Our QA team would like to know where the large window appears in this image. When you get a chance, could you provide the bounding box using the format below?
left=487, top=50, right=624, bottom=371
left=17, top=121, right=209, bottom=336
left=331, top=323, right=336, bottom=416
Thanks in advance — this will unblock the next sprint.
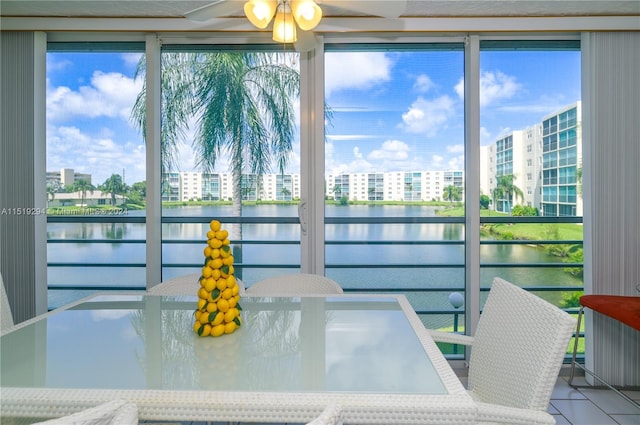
left=43, top=38, right=584, bottom=361
left=479, top=42, right=583, bottom=308
left=323, top=45, right=466, bottom=332
left=157, top=48, right=301, bottom=284
left=46, top=44, right=146, bottom=307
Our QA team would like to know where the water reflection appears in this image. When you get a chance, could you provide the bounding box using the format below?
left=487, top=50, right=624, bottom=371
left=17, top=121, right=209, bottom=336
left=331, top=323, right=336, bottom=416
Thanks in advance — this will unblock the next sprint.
left=48, top=205, right=582, bottom=305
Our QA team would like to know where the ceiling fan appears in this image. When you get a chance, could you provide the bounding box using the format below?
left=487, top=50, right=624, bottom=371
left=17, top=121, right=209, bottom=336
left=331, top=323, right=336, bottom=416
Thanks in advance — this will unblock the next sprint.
left=185, top=0, right=408, bottom=52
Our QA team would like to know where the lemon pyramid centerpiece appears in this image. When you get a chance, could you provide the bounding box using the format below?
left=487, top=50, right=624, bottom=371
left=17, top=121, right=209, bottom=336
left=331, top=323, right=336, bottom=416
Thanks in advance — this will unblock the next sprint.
left=193, top=219, right=242, bottom=337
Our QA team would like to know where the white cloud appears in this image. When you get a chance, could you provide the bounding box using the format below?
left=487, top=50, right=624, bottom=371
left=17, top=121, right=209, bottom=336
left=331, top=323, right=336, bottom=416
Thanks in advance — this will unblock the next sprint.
left=47, top=71, right=143, bottom=123
left=400, top=95, right=455, bottom=137
left=413, top=74, right=435, bottom=93
left=448, top=155, right=464, bottom=170
left=121, top=52, right=144, bottom=69
left=455, top=70, right=521, bottom=107
left=447, top=144, right=464, bottom=154
left=368, top=140, right=409, bottom=161
left=327, top=138, right=430, bottom=175
left=480, top=126, right=492, bottom=145
left=325, top=52, right=393, bottom=98
left=47, top=125, right=146, bottom=184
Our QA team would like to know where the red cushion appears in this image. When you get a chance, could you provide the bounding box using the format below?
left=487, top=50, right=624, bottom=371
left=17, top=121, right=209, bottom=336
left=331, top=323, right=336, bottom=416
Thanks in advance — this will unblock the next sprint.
left=580, top=295, right=640, bottom=331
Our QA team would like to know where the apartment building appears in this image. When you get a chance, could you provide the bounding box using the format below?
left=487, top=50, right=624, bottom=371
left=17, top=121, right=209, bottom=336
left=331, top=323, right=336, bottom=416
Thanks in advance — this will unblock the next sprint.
left=481, top=101, right=582, bottom=217
left=162, top=172, right=300, bottom=202
left=326, top=170, right=465, bottom=202
left=46, top=168, right=92, bottom=188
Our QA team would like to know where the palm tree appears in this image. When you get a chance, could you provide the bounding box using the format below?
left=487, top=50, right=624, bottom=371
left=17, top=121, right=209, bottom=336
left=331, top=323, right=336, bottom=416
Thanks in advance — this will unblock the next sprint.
left=332, top=184, right=342, bottom=200
left=281, top=187, right=291, bottom=200
left=131, top=52, right=299, bottom=276
left=443, top=185, right=462, bottom=203
left=72, top=179, right=95, bottom=207
left=101, top=173, right=126, bottom=206
left=46, top=185, right=56, bottom=206
left=493, top=174, right=524, bottom=214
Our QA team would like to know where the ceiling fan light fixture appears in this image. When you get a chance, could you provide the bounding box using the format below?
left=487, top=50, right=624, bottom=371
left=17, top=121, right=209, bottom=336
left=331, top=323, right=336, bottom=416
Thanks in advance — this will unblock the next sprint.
left=243, top=0, right=278, bottom=29
left=290, top=0, right=322, bottom=31
left=272, top=3, right=297, bottom=43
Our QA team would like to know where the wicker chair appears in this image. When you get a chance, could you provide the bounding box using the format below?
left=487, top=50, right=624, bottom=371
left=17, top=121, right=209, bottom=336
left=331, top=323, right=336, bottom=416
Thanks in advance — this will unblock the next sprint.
left=31, top=400, right=138, bottom=424
left=307, top=403, right=343, bottom=425
left=246, top=273, right=343, bottom=296
left=429, top=277, right=577, bottom=425
left=1, top=271, right=14, bottom=332
left=148, top=273, right=245, bottom=296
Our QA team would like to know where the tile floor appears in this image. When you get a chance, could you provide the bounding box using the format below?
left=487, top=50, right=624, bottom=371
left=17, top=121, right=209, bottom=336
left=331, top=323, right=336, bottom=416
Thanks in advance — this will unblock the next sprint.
left=548, top=375, right=640, bottom=425
left=457, top=371, right=640, bottom=425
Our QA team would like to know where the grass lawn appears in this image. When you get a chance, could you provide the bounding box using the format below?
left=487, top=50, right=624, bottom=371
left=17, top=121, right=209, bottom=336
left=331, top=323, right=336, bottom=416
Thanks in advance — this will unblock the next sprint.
left=436, top=207, right=584, bottom=241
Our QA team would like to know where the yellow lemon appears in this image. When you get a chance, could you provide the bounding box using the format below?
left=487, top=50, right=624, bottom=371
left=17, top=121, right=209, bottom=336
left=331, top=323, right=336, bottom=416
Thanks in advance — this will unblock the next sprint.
left=194, top=310, right=202, bottom=322
left=197, top=287, right=209, bottom=300
left=224, top=308, right=237, bottom=323
left=217, top=298, right=230, bottom=313
left=202, top=266, right=212, bottom=278
left=215, top=278, right=227, bottom=291
left=224, top=321, right=237, bottom=334
left=194, top=322, right=202, bottom=334
left=212, top=311, right=225, bottom=326
left=197, top=299, right=207, bottom=311
left=228, top=295, right=237, bottom=308
left=199, top=313, right=210, bottom=325
left=211, top=268, right=221, bottom=280
left=231, top=283, right=239, bottom=296
left=215, top=229, right=229, bottom=240
left=206, top=230, right=216, bottom=240
left=210, top=258, right=223, bottom=269
left=222, top=288, right=233, bottom=300
left=204, top=246, right=212, bottom=258
left=207, top=238, right=222, bottom=249
left=200, top=324, right=212, bottom=337
left=206, top=301, right=218, bottom=314
left=222, top=256, right=234, bottom=266
left=220, top=246, right=231, bottom=258
left=204, top=277, right=215, bottom=292
left=227, top=264, right=235, bottom=275
left=222, top=238, right=230, bottom=246
left=209, top=220, right=221, bottom=232
left=210, top=248, right=220, bottom=259
left=211, top=324, right=225, bottom=337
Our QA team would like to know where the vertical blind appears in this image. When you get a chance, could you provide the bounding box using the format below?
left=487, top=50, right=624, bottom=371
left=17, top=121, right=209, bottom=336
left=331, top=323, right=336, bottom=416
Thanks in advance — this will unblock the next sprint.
left=582, top=31, right=640, bottom=386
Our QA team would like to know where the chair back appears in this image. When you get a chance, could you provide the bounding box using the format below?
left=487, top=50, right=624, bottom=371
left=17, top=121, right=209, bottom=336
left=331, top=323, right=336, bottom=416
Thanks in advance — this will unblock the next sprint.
left=247, top=273, right=343, bottom=296
left=306, top=403, right=343, bottom=425
left=468, top=277, right=576, bottom=412
left=1, top=271, right=14, bottom=331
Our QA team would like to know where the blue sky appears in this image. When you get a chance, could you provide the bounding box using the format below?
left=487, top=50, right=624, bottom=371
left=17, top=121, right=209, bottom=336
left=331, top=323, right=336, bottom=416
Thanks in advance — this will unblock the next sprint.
left=46, top=48, right=580, bottom=185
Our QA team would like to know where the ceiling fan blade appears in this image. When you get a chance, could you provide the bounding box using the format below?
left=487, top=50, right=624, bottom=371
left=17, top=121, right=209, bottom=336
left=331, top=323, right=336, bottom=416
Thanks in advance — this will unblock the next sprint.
left=294, top=30, right=319, bottom=52
left=185, top=0, right=244, bottom=22
left=320, top=0, right=407, bottom=19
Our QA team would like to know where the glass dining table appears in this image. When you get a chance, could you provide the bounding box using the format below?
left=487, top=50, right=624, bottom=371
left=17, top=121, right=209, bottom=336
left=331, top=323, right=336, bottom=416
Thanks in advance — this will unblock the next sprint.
left=0, top=293, right=475, bottom=424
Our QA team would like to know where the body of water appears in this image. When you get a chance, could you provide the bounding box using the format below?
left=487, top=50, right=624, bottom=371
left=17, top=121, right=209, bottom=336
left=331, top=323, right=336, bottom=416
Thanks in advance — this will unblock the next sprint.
left=47, top=204, right=583, bottom=323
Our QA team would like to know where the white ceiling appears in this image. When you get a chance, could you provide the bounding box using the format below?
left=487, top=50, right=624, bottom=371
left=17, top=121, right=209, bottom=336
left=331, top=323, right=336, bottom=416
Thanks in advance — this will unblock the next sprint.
left=1, top=0, right=639, bottom=18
